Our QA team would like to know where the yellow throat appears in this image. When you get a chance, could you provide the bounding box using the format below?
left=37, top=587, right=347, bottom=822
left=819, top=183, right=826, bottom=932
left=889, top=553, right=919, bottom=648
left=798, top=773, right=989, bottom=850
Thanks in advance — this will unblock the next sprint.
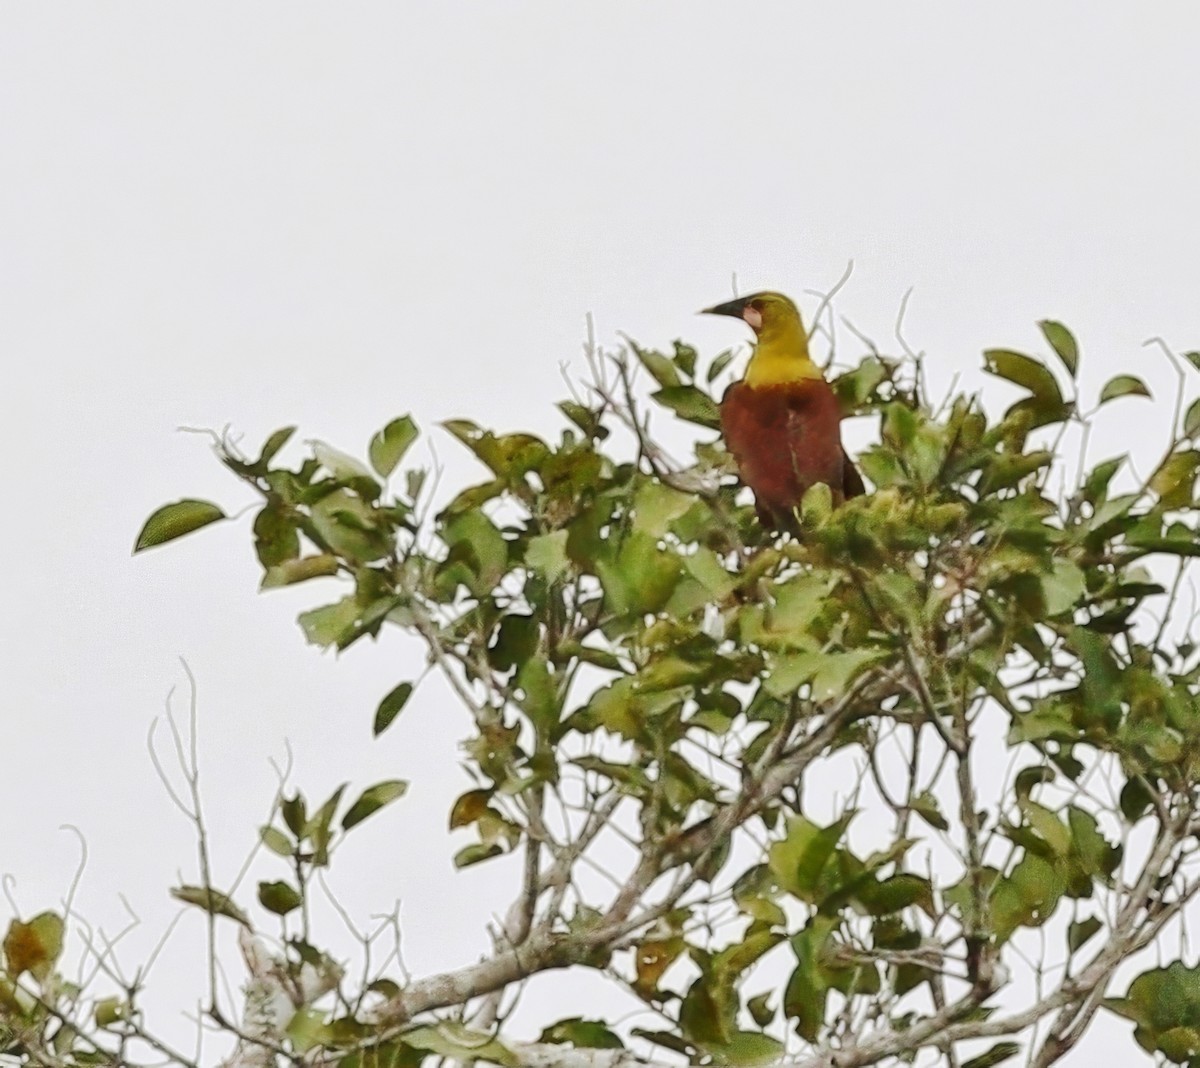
left=744, top=309, right=824, bottom=388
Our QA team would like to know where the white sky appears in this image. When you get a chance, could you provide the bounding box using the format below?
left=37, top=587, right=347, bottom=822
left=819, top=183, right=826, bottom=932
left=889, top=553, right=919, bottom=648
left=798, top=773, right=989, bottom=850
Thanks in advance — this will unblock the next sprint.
left=3, top=3, right=1200, bottom=1064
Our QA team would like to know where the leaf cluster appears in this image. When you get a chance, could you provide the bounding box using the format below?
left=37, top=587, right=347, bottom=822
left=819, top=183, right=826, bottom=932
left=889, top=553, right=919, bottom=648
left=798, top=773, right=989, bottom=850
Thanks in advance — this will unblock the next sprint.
left=116, top=323, right=1200, bottom=1066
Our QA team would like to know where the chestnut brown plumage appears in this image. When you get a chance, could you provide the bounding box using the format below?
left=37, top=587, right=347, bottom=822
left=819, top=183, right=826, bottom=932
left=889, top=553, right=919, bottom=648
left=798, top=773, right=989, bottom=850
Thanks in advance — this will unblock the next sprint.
left=703, top=291, right=863, bottom=531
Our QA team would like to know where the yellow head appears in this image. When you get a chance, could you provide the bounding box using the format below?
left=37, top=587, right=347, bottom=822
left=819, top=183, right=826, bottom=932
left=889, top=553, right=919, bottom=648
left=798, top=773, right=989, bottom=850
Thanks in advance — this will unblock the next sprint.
left=701, top=291, right=821, bottom=386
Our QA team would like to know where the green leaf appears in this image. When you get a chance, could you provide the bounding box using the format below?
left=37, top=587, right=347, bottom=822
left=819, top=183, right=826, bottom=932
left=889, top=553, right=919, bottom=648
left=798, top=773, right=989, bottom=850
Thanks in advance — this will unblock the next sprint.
left=525, top=530, right=570, bottom=584
left=859, top=874, right=933, bottom=916
left=977, top=450, right=1053, bottom=495
left=1017, top=799, right=1072, bottom=856
left=1038, top=320, right=1079, bottom=377
left=1081, top=455, right=1124, bottom=502
left=281, top=792, right=306, bottom=835
left=1068, top=915, right=1103, bottom=953
left=800, top=481, right=833, bottom=527
left=769, top=815, right=853, bottom=902
left=260, top=825, right=294, bottom=857
left=559, top=400, right=609, bottom=441
left=709, top=1032, right=786, bottom=1066
left=1150, top=450, right=1200, bottom=509
left=261, top=554, right=340, bottom=589
left=488, top=613, right=538, bottom=672
left=832, top=356, right=889, bottom=411
left=983, top=348, right=1065, bottom=424
left=94, top=996, right=127, bottom=1026
left=406, top=467, right=428, bottom=501
left=299, top=596, right=362, bottom=649
left=442, top=509, right=509, bottom=593
left=134, top=499, right=226, bottom=552
left=304, top=784, right=348, bottom=867
left=680, top=971, right=734, bottom=1046
left=1120, top=778, right=1154, bottom=822
left=651, top=385, right=721, bottom=429
left=517, top=656, right=558, bottom=736
left=990, top=854, right=1064, bottom=942
left=911, top=791, right=949, bottom=831
left=1158, top=1027, right=1200, bottom=1064
left=1040, top=558, right=1086, bottom=616
left=402, top=1023, right=515, bottom=1065
left=1099, top=374, right=1152, bottom=403
left=1014, top=766, right=1054, bottom=800
left=342, top=780, right=409, bottom=830
left=374, top=682, right=413, bottom=737
left=633, top=344, right=682, bottom=388
left=595, top=531, right=681, bottom=616
left=766, top=648, right=885, bottom=701
left=286, top=1008, right=331, bottom=1054
left=747, top=992, right=774, bottom=1027
left=1185, top=398, right=1200, bottom=439
left=706, top=349, right=734, bottom=383
left=633, top=480, right=693, bottom=536
left=1066, top=806, right=1120, bottom=886
left=369, top=415, right=419, bottom=479
left=453, top=842, right=504, bottom=869
left=311, top=489, right=390, bottom=563
left=257, top=880, right=302, bottom=916
left=962, top=1042, right=1021, bottom=1068
left=258, top=425, right=296, bottom=467
left=538, top=1018, right=624, bottom=1050
left=252, top=502, right=300, bottom=568
left=1106, top=961, right=1200, bottom=1063
left=169, top=886, right=250, bottom=928
left=672, top=340, right=698, bottom=378
left=783, top=917, right=838, bottom=1040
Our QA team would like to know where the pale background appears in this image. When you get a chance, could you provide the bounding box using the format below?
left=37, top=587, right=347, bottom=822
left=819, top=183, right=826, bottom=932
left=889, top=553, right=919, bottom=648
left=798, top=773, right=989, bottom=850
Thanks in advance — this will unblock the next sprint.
left=3, top=3, right=1199, bottom=1064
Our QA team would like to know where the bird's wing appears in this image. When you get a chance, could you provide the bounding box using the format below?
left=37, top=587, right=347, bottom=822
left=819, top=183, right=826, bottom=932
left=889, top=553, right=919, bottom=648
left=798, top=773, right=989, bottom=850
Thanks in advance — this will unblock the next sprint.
left=779, top=384, right=846, bottom=497
left=841, top=446, right=866, bottom=499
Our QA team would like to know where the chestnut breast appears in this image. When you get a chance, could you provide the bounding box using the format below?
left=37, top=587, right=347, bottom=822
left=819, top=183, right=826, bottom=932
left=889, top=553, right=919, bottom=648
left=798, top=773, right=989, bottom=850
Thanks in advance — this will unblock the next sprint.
left=720, top=378, right=850, bottom=524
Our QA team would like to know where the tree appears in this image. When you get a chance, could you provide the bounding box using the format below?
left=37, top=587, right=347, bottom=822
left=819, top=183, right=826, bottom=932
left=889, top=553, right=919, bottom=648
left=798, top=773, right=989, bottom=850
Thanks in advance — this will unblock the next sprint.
left=7, top=311, right=1200, bottom=1068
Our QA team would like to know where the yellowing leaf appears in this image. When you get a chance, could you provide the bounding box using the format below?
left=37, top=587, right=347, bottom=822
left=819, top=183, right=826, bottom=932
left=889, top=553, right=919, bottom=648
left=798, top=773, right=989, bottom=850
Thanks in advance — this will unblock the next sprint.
left=450, top=789, right=493, bottom=829
left=3, top=912, right=64, bottom=981
left=170, top=886, right=250, bottom=928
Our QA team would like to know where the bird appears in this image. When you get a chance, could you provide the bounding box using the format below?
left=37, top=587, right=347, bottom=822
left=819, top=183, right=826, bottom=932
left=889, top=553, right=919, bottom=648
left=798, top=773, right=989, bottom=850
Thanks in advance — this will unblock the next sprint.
left=702, top=291, right=864, bottom=531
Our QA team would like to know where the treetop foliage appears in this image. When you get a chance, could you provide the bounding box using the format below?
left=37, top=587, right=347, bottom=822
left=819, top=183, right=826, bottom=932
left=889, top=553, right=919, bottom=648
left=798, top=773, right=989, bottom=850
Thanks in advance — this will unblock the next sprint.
left=8, top=310, right=1200, bottom=1067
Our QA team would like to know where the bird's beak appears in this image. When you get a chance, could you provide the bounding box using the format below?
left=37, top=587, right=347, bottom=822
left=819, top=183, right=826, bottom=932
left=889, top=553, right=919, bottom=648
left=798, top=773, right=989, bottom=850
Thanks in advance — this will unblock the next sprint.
left=700, top=297, right=751, bottom=318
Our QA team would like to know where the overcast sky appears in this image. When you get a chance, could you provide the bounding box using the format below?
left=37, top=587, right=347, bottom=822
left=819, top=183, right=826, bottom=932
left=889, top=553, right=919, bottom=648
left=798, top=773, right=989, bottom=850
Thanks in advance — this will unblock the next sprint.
left=3, top=3, right=1199, bottom=1064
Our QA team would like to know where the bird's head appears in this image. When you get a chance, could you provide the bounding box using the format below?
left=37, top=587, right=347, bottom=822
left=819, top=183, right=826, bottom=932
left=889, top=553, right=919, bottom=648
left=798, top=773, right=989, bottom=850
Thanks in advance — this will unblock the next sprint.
left=701, top=291, right=802, bottom=337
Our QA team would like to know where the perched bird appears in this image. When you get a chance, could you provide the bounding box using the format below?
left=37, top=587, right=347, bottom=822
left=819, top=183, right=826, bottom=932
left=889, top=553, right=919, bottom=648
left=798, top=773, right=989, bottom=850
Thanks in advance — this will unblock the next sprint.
left=703, top=291, right=864, bottom=531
